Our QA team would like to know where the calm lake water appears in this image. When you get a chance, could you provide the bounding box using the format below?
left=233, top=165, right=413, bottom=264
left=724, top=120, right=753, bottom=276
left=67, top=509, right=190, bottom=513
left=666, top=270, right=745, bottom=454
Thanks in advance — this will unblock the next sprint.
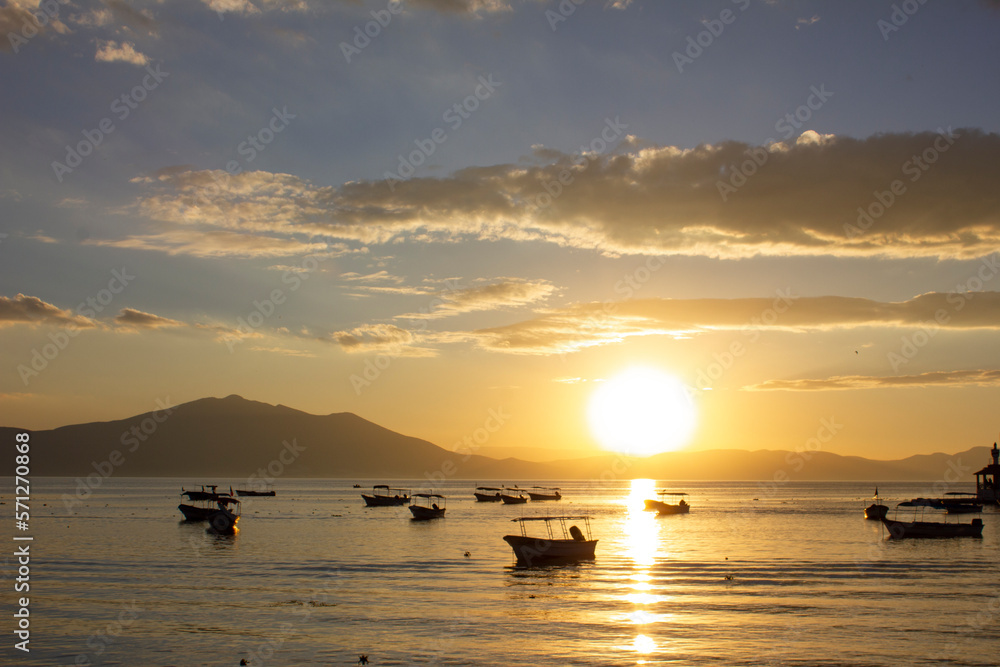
left=4, top=478, right=999, bottom=666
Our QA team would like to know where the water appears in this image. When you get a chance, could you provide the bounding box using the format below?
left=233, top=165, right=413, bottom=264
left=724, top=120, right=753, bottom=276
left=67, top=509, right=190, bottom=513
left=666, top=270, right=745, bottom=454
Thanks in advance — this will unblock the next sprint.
left=5, top=478, right=999, bottom=666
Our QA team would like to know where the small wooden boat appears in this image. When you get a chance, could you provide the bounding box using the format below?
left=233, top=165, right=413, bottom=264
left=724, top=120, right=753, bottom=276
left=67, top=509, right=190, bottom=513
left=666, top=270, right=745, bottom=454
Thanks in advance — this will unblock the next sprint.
left=235, top=488, right=275, bottom=497
left=881, top=501, right=983, bottom=538
left=362, top=485, right=410, bottom=507
left=865, top=504, right=888, bottom=520
left=644, top=491, right=689, bottom=515
left=205, top=497, right=241, bottom=534
left=409, top=493, right=446, bottom=520
left=503, top=516, right=597, bottom=566
left=474, top=486, right=503, bottom=502
left=527, top=486, right=562, bottom=501
left=909, top=493, right=983, bottom=514
left=500, top=488, right=528, bottom=504
left=179, top=486, right=236, bottom=521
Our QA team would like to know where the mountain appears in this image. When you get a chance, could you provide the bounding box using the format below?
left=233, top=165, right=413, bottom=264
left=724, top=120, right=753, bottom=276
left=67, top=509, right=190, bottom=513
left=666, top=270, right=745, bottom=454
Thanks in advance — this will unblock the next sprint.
left=0, top=395, right=993, bottom=483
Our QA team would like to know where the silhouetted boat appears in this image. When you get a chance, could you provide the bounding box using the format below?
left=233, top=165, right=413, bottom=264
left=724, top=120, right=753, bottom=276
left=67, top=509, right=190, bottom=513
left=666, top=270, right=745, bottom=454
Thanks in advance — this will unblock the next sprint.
left=474, top=486, right=503, bottom=502
left=500, top=488, right=528, bottom=504
left=205, top=497, right=241, bottom=534
left=527, top=486, right=562, bottom=501
left=644, top=491, right=689, bottom=514
left=179, top=486, right=236, bottom=521
left=909, top=494, right=982, bottom=514
left=865, top=487, right=888, bottom=520
left=409, top=493, right=446, bottom=520
left=881, top=501, right=983, bottom=538
left=362, top=485, right=410, bottom=507
left=865, top=504, right=889, bottom=520
left=235, top=488, right=275, bottom=497
left=503, top=516, right=597, bottom=565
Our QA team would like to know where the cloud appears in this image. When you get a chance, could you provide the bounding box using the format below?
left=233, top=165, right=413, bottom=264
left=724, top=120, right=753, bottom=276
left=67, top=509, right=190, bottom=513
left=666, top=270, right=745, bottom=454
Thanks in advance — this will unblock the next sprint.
left=744, top=369, right=1000, bottom=391
left=0, top=294, right=96, bottom=329
left=0, top=1, right=70, bottom=51
left=95, top=40, right=150, bottom=66
left=130, top=129, right=1000, bottom=261
left=114, top=308, right=184, bottom=331
left=470, top=289, right=1000, bottom=355
left=397, top=278, right=557, bottom=319
left=85, top=228, right=329, bottom=258
left=327, top=323, right=437, bottom=357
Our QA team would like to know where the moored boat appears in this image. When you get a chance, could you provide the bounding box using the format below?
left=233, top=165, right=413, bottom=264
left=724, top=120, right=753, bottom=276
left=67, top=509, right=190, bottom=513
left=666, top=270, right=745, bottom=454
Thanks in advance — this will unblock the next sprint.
left=880, top=501, right=983, bottom=538
left=500, top=488, right=528, bottom=504
left=409, top=493, right=446, bottom=520
left=205, top=497, right=241, bottom=534
left=474, top=486, right=503, bottom=502
left=865, top=504, right=889, bottom=520
left=503, top=516, right=597, bottom=566
left=362, top=485, right=410, bottom=507
left=236, top=488, right=276, bottom=497
left=644, top=491, right=689, bottom=515
left=527, top=486, right=562, bottom=501
left=179, top=486, right=236, bottom=521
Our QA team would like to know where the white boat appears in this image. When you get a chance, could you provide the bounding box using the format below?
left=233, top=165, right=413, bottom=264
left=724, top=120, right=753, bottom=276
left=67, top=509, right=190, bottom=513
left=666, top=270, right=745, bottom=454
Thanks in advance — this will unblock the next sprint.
left=503, top=516, right=597, bottom=565
left=409, top=493, right=446, bottom=520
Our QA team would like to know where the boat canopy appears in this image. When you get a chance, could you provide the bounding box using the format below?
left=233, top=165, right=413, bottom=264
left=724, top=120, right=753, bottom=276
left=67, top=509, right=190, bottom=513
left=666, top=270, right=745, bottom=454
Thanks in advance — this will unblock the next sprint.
left=476, top=486, right=502, bottom=491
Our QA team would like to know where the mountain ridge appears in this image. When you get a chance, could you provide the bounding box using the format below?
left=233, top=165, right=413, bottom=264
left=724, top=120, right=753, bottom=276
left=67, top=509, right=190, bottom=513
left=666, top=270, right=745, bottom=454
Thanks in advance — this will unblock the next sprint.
left=0, top=395, right=993, bottom=483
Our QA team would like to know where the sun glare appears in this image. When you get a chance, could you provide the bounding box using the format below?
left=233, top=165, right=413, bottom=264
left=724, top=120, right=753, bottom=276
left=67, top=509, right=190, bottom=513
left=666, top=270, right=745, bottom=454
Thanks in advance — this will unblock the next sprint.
left=588, top=367, right=696, bottom=456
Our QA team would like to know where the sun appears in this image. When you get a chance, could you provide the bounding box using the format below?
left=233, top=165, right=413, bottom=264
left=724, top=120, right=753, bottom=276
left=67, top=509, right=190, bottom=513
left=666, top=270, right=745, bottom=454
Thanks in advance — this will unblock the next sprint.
left=587, top=367, right=697, bottom=456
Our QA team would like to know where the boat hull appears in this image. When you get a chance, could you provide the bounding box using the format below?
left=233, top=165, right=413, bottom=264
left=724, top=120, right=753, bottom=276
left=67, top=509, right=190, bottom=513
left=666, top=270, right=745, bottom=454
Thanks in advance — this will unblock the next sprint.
left=474, top=492, right=502, bottom=502
left=178, top=504, right=214, bottom=521
left=503, top=535, right=597, bottom=565
left=527, top=493, right=561, bottom=501
left=236, top=490, right=275, bottom=497
left=409, top=505, right=445, bottom=520
left=500, top=494, right=527, bottom=504
left=881, top=517, right=983, bottom=538
left=362, top=494, right=409, bottom=507
left=206, top=510, right=239, bottom=534
left=645, top=499, right=689, bottom=514
left=865, top=504, right=888, bottom=520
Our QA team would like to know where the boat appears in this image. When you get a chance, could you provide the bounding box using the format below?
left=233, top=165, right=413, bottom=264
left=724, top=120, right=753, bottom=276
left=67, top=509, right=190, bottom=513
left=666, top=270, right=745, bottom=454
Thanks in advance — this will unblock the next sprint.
left=975, top=442, right=1000, bottom=505
left=179, top=486, right=236, bottom=521
left=503, top=516, right=598, bottom=566
left=880, top=501, right=983, bottom=538
left=353, top=484, right=362, bottom=488
left=865, top=504, right=889, bottom=520
left=644, top=491, right=690, bottom=515
left=527, top=486, right=562, bottom=501
left=205, top=497, right=241, bottom=534
left=474, top=486, right=503, bottom=502
left=409, top=493, right=446, bottom=520
left=235, top=488, right=275, bottom=497
left=865, top=487, right=888, bottom=520
left=909, top=494, right=983, bottom=514
left=361, top=485, right=410, bottom=507
left=500, top=488, right=528, bottom=504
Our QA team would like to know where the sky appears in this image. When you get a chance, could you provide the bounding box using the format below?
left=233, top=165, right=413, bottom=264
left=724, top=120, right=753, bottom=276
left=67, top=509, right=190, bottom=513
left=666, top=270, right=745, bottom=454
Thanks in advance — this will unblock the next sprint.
left=2, top=0, right=1000, bottom=462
